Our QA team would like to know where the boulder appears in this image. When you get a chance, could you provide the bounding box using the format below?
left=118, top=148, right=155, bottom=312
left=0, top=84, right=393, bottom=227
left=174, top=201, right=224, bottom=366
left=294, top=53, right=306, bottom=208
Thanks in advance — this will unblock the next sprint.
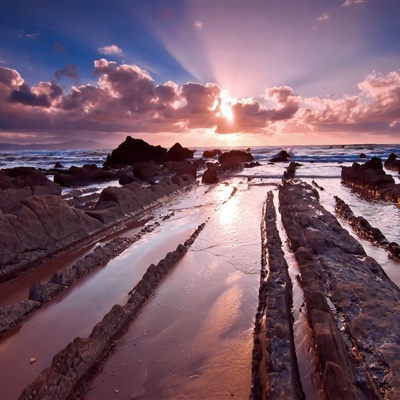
left=103, top=136, right=168, bottom=167
left=218, top=150, right=254, bottom=165
left=384, top=153, right=400, bottom=172
left=29, top=282, right=64, bottom=303
left=166, top=143, right=194, bottom=161
left=270, top=150, right=290, bottom=162
left=359, top=153, right=367, bottom=159
left=165, top=161, right=197, bottom=179
left=201, top=162, right=243, bottom=184
left=202, top=149, right=222, bottom=158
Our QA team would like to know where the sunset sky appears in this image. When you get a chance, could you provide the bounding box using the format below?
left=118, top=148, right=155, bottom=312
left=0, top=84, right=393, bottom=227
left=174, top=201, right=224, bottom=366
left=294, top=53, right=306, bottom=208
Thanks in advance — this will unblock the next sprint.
left=0, top=0, right=400, bottom=148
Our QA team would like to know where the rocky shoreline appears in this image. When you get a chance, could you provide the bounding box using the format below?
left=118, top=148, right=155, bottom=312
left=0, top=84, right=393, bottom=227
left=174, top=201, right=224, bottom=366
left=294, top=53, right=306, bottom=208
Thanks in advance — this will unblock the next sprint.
left=2, top=141, right=400, bottom=399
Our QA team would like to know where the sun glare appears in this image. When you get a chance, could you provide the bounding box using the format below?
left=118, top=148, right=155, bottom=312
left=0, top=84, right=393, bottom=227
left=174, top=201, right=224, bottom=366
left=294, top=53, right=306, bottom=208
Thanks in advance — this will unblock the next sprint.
left=217, top=90, right=236, bottom=122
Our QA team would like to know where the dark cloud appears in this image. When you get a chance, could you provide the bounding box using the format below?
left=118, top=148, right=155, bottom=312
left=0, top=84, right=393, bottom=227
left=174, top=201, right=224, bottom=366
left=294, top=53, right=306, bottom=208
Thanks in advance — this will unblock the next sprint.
left=54, top=64, right=79, bottom=84
left=9, top=83, right=51, bottom=107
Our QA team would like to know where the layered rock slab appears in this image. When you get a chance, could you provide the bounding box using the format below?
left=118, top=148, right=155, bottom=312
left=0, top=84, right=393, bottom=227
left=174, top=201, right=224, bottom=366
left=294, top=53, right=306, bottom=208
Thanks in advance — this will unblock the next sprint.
left=279, top=181, right=400, bottom=399
left=251, top=191, right=304, bottom=399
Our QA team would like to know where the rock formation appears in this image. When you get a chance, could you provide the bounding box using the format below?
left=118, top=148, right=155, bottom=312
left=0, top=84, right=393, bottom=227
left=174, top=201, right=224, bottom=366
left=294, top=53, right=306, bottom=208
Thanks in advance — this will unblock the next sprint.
left=384, top=153, right=400, bottom=172
left=341, top=157, right=400, bottom=202
left=166, top=142, right=194, bottom=161
left=218, top=150, right=254, bottom=165
left=202, top=149, right=222, bottom=158
left=279, top=180, right=400, bottom=399
left=270, top=150, right=290, bottom=162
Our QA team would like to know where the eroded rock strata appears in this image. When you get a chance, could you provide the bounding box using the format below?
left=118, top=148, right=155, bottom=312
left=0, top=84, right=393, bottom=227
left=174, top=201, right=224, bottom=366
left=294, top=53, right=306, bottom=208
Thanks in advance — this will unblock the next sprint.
left=0, top=174, right=196, bottom=282
left=251, top=191, right=304, bottom=399
left=18, top=223, right=206, bottom=400
left=279, top=181, right=400, bottom=399
left=334, top=196, right=400, bottom=262
left=341, top=158, right=400, bottom=202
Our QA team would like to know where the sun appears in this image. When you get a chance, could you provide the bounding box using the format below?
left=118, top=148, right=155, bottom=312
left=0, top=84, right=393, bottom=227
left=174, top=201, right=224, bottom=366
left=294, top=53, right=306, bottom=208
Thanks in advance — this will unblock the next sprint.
left=215, top=90, right=236, bottom=122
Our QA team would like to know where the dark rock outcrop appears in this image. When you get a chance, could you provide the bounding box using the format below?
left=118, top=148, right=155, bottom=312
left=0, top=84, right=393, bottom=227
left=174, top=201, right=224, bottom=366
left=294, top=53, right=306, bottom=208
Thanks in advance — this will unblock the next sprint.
left=86, top=175, right=195, bottom=225
left=53, top=164, right=128, bottom=187
left=202, top=149, right=222, bottom=158
left=359, top=153, right=366, bottom=159
left=283, top=161, right=298, bottom=179
left=103, top=136, right=168, bottom=167
left=0, top=167, right=61, bottom=212
left=218, top=150, right=254, bottom=165
left=166, top=142, right=194, bottom=161
left=384, top=153, right=400, bottom=172
left=341, top=157, right=400, bottom=202
left=201, top=162, right=243, bottom=184
left=164, top=161, right=197, bottom=179
left=270, top=150, right=290, bottom=162
left=244, top=161, right=261, bottom=168
left=133, top=161, right=157, bottom=182
left=251, top=191, right=304, bottom=399
left=279, top=181, right=400, bottom=399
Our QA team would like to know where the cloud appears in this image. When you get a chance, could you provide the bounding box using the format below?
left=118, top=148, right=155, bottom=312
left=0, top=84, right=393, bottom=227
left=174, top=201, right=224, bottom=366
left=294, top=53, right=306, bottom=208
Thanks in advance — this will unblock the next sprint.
left=98, top=45, right=123, bottom=55
left=1, top=62, right=400, bottom=146
left=194, top=20, right=203, bottom=30
left=54, top=64, right=79, bottom=84
left=17, top=29, right=40, bottom=40
left=342, top=0, right=364, bottom=7
left=317, top=12, right=330, bottom=23
left=53, top=42, right=66, bottom=54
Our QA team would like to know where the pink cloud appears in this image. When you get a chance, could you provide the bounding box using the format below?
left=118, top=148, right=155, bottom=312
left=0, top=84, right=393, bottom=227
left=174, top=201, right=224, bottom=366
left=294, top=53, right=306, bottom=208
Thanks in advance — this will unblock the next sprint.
left=0, top=62, right=400, bottom=145
left=342, top=0, right=364, bottom=7
left=97, top=45, right=123, bottom=55
left=54, top=64, right=79, bottom=84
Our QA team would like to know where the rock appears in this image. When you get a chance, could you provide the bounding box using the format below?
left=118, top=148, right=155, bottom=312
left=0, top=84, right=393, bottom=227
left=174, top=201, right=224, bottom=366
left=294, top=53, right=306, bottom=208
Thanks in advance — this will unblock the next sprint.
left=0, top=300, right=41, bottom=335
left=270, top=150, right=290, bottom=162
left=103, top=136, right=168, bottom=167
left=201, top=163, right=243, bottom=184
left=133, top=161, right=157, bottom=182
left=359, top=153, right=367, bottom=159
left=341, top=158, right=400, bottom=202
left=0, top=168, right=61, bottom=211
left=29, top=282, right=64, bottom=303
left=54, top=162, right=64, bottom=168
left=202, top=149, right=222, bottom=158
left=384, top=153, right=400, bottom=172
left=283, top=162, right=298, bottom=179
left=244, top=161, right=261, bottom=168
left=165, top=161, right=197, bottom=179
left=166, top=143, right=194, bottom=161
left=0, top=195, right=103, bottom=281
left=218, top=150, right=254, bottom=165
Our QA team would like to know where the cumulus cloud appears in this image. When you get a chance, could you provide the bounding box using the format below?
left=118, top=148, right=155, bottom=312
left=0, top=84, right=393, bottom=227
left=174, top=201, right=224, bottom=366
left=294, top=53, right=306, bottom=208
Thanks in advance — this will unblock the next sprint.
left=98, top=45, right=123, bottom=55
left=1, top=62, right=400, bottom=145
left=54, top=64, right=79, bottom=84
left=342, top=0, right=364, bottom=7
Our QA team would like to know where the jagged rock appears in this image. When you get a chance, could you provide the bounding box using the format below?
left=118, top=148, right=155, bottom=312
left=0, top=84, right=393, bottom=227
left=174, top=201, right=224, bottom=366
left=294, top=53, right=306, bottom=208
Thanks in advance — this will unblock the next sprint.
left=166, top=143, right=194, bottom=161
left=270, top=150, right=290, bottom=162
left=202, top=149, right=222, bottom=158
left=0, top=167, right=61, bottom=212
left=384, top=153, right=400, bottom=172
left=341, top=158, right=400, bottom=202
left=103, top=136, right=168, bottom=167
left=218, top=150, right=254, bottom=165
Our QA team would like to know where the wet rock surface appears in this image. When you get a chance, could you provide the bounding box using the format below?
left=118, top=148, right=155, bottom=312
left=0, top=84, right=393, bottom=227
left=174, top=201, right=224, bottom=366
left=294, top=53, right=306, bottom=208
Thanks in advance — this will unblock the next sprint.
left=384, top=153, right=400, bottom=172
left=18, top=223, right=206, bottom=400
left=251, top=191, right=304, bottom=400
left=341, top=158, right=400, bottom=202
left=279, top=180, right=400, bottom=399
left=335, top=196, right=400, bottom=262
left=201, top=162, right=244, bottom=184
left=218, top=150, right=254, bottom=165
left=0, top=174, right=196, bottom=282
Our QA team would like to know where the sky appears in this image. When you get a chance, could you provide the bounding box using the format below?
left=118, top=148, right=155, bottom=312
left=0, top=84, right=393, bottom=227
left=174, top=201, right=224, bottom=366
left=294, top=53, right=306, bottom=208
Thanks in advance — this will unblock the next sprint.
left=0, top=0, right=400, bottom=148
